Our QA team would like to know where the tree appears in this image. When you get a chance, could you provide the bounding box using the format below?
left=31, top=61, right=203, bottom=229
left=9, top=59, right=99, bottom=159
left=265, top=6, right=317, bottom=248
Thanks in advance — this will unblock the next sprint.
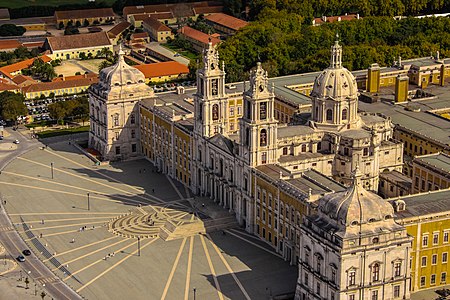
left=75, top=20, right=81, bottom=27
left=83, top=19, right=90, bottom=27
left=0, top=24, right=26, bottom=36
left=58, top=21, right=64, bottom=30
left=0, top=91, right=27, bottom=122
left=48, top=102, right=68, bottom=125
left=79, top=52, right=87, bottom=60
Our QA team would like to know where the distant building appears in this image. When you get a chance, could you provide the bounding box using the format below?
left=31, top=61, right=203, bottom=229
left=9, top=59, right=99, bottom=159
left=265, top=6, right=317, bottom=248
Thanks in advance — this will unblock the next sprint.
left=379, top=169, right=411, bottom=198
left=312, top=13, right=360, bottom=26
left=129, top=12, right=175, bottom=28
left=107, top=21, right=131, bottom=45
left=55, top=8, right=115, bottom=27
left=11, top=75, right=36, bottom=87
left=0, top=81, right=19, bottom=93
left=123, top=1, right=223, bottom=23
left=0, top=40, right=22, bottom=52
left=44, top=32, right=113, bottom=60
left=412, top=152, right=450, bottom=194
left=22, top=74, right=98, bottom=99
left=0, top=55, right=52, bottom=79
left=0, top=8, right=10, bottom=21
left=133, top=61, right=189, bottom=83
left=178, top=26, right=220, bottom=52
left=142, top=17, right=173, bottom=43
left=129, top=32, right=150, bottom=46
left=204, top=13, right=248, bottom=36
left=0, top=17, right=51, bottom=31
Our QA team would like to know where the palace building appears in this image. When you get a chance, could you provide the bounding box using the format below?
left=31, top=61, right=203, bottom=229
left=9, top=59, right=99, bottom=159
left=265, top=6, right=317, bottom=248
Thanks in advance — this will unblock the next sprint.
left=89, top=39, right=450, bottom=298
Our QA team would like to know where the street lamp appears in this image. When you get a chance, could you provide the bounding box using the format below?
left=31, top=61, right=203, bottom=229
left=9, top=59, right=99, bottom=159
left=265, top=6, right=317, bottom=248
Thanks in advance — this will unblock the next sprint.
left=87, top=192, right=90, bottom=211
left=193, top=287, right=196, bottom=300
left=50, top=162, right=54, bottom=179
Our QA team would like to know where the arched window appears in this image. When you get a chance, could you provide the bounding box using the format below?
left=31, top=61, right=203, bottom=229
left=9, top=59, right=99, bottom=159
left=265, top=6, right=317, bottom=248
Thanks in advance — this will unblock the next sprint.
left=326, top=109, right=333, bottom=121
left=212, top=104, right=219, bottom=120
left=372, top=263, right=380, bottom=281
left=342, top=108, right=348, bottom=120
left=260, top=129, right=267, bottom=146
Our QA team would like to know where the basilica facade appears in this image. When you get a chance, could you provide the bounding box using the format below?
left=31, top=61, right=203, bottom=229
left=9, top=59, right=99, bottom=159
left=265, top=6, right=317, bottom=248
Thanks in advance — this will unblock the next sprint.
left=89, top=40, right=412, bottom=299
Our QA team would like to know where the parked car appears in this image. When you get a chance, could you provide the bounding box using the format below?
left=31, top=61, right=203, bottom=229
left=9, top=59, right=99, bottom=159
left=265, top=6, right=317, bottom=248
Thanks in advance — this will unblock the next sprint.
left=13, top=140, right=20, bottom=144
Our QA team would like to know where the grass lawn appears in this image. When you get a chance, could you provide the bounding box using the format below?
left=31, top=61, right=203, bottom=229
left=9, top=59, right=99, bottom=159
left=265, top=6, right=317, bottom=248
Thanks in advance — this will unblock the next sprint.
left=0, top=0, right=116, bottom=9
left=163, top=43, right=198, bottom=60
left=36, top=125, right=89, bottom=138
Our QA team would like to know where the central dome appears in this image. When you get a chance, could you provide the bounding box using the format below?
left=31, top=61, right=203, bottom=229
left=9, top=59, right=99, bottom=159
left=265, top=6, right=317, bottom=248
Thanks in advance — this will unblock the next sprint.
left=311, top=39, right=358, bottom=100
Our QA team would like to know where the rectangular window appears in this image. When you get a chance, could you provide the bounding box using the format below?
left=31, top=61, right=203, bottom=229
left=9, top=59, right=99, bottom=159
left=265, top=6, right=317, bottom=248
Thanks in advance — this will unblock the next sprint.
left=394, top=262, right=401, bottom=277
left=349, top=271, right=356, bottom=286
left=423, top=235, right=428, bottom=247
left=304, top=272, right=309, bottom=286
left=316, top=282, right=320, bottom=295
left=349, top=295, right=355, bottom=300
left=433, top=233, right=439, bottom=245
left=443, top=252, right=448, bottom=263
left=421, top=256, right=427, bottom=267
left=371, top=290, right=378, bottom=300
left=441, top=272, right=447, bottom=283
left=420, top=276, right=426, bottom=286
left=432, top=254, right=437, bottom=265
left=260, top=102, right=267, bottom=120
left=393, top=285, right=400, bottom=298
left=431, top=274, right=436, bottom=285
left=115, top=146, right=120, bottom=155
left=229, top=107, right=234, bottom=116
left=444, top=231, right=449, bottom=243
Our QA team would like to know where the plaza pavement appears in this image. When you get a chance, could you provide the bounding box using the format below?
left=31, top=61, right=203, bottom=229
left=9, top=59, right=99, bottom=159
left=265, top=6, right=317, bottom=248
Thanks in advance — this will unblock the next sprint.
left=0, top=139, right=297, bottom=300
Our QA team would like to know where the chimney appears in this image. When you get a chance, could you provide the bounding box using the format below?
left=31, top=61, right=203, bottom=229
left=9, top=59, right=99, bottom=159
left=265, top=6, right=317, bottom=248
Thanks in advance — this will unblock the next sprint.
left=398, top=56, right=402, bottom=67
left=440, top=64, right=445, bottom=86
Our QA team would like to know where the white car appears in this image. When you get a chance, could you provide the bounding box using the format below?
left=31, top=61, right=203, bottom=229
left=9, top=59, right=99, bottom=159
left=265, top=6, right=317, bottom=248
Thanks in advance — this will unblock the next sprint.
left=13, top=140, right=20, bottom=144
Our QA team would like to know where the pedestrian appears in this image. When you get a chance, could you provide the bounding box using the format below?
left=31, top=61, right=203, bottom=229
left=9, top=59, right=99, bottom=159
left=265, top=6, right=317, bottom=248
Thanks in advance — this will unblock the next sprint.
left=71, top=238, right=75, bottom=243
left=41, top=219, right=44, bottom=224
left=202, top=203, right=205, bottom=208
left=112, top=252, right=115, bottom=256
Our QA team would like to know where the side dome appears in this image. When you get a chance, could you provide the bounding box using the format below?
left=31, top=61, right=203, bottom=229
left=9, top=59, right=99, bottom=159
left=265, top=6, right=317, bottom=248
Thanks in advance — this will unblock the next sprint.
left=100, top=47, right=146, bottom=88
left=317, top=168, right=394, bottom=227
left=311, top=39, right=358, bottom=100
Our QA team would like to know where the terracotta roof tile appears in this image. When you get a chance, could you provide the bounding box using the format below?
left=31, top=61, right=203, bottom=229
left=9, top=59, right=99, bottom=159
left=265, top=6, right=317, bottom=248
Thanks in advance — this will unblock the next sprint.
left=178, top=26, right=220, bottom=46
left=143, top=17, right=171, bottom=32
left=133, top=61, right=188, bottom=78
left=22, top=77, right=98, bottom=94
left=193, top=6, right=223, bottom=15
left=205, top=13, right=248, bottom=31
left=107, top=21, right=131, bottom=38
left=133, top=12, right=174, bottom=21
left=52, top=72, right=97, bottom=82
left=55, top=8, right=114, bottom=21
left=0, top=55, right=52, bottom=79
left=0, top=39, right=22, bottom=51
left=130, top=32, right=149, bottom=39
left=123, top=1, right=222, bottom=17
left=0, top=82, right=18, bottom=92
left=12, top=74, right=35, bottom=85
left=46, top=32, right=111, bottom=51
left=314, top=14, right=359, bottom=24
left=21, top=41, right=44, bottom=49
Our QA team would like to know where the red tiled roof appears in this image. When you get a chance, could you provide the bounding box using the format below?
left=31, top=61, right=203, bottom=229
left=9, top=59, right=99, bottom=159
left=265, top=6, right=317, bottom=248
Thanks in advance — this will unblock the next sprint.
left=55, top=8, right=115, bottom=21
left=12, top=74, right=35, bottom=85
left=123, top=1, right=222, bottom=17
left=21, top=41, right=44, bottom=49
left=52, top=72, right=97, bottom=82
left=107, top=21, right=131, bottom=38
left=133, top=61, right=188, bottom=78
left=132, top=12, right=174, bottom=21
left=22, top=77, right=98, bottom=94
left=193, top=6, right=223, bottom=15
left=0, top=82, right=18, bottom=92
left=178, top=26, right=220, bottom=46
left=46, top=32, right=111, bottom=51
left=0, top=39, right=21, bottom=51
left=0, top=55, right=52, bottom=79
left=130, top=32, right=149, bottom=39
left=143, top=17, right=171, bottom=32
left=314, top=14, right=359, bottom=24
left=205, top=13, right=248, bottom=31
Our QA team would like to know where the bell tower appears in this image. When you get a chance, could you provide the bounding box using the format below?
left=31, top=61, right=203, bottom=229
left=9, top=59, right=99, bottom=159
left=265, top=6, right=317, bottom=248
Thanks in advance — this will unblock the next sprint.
left=194, top=41, right=228, bottom=138
left=239, top=62, right=278, bottom=167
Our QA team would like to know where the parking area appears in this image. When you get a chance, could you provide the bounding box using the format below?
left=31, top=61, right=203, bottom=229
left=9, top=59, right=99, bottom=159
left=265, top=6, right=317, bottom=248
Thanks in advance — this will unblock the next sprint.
left=0, top=141, right=297, bottom=300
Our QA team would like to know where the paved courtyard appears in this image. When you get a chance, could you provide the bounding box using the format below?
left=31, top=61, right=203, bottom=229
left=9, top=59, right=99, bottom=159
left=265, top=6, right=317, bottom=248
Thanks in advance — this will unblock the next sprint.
left=0, top=141, right=297, bottom=300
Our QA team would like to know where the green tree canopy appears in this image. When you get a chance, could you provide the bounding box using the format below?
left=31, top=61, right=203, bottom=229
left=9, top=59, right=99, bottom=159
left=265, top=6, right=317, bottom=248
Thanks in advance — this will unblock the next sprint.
left=0, top=91, right=27, bottom=122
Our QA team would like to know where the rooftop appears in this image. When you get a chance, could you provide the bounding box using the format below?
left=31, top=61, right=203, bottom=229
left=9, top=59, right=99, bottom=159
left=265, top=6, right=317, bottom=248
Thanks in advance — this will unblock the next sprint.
left=413, top=152, right=450, bottom=174
left=143, top=17, right=171, bottom=32
left=0, top=55, right=52, bottom=79
left=123, top=1, right=222, bottom=18
left=0, top=16, right=51, bottom=26
left=22, top=76, right=98, bottom=93
left=0, top=82, right=18, bottom=92
left=107, top=21, right=131, bottom=38
left=133, top=61, right=189, bottom=78
left=314, top=14, right=359, bottom=25
left=46, top=32, right=111, bottom=52
left=178, top=26, right=221, bottom=46
left=131, top=12, right=174, bottom=21
left=130, top=32, right=149, bottom=39
left=0, top=8, right=9, bottom=20
left=204, top=13, right=248, bottom=31
left=390, top=188, right=450, bottom=219
left=0, top=39, right=21, bottom=51
left=55, top=8, right=115, bottom=20
left=379, top=170, right=412, bottom=187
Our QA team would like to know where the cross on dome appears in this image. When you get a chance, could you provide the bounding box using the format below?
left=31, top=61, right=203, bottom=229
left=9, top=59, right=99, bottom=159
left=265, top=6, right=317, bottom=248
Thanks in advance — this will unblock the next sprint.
left=330, top=33, right=343, bottom=69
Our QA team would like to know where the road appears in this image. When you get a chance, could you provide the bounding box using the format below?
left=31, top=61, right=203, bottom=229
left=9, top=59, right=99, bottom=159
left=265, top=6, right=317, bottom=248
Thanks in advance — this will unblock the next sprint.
left=0, top=127, right=82, bottom=300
